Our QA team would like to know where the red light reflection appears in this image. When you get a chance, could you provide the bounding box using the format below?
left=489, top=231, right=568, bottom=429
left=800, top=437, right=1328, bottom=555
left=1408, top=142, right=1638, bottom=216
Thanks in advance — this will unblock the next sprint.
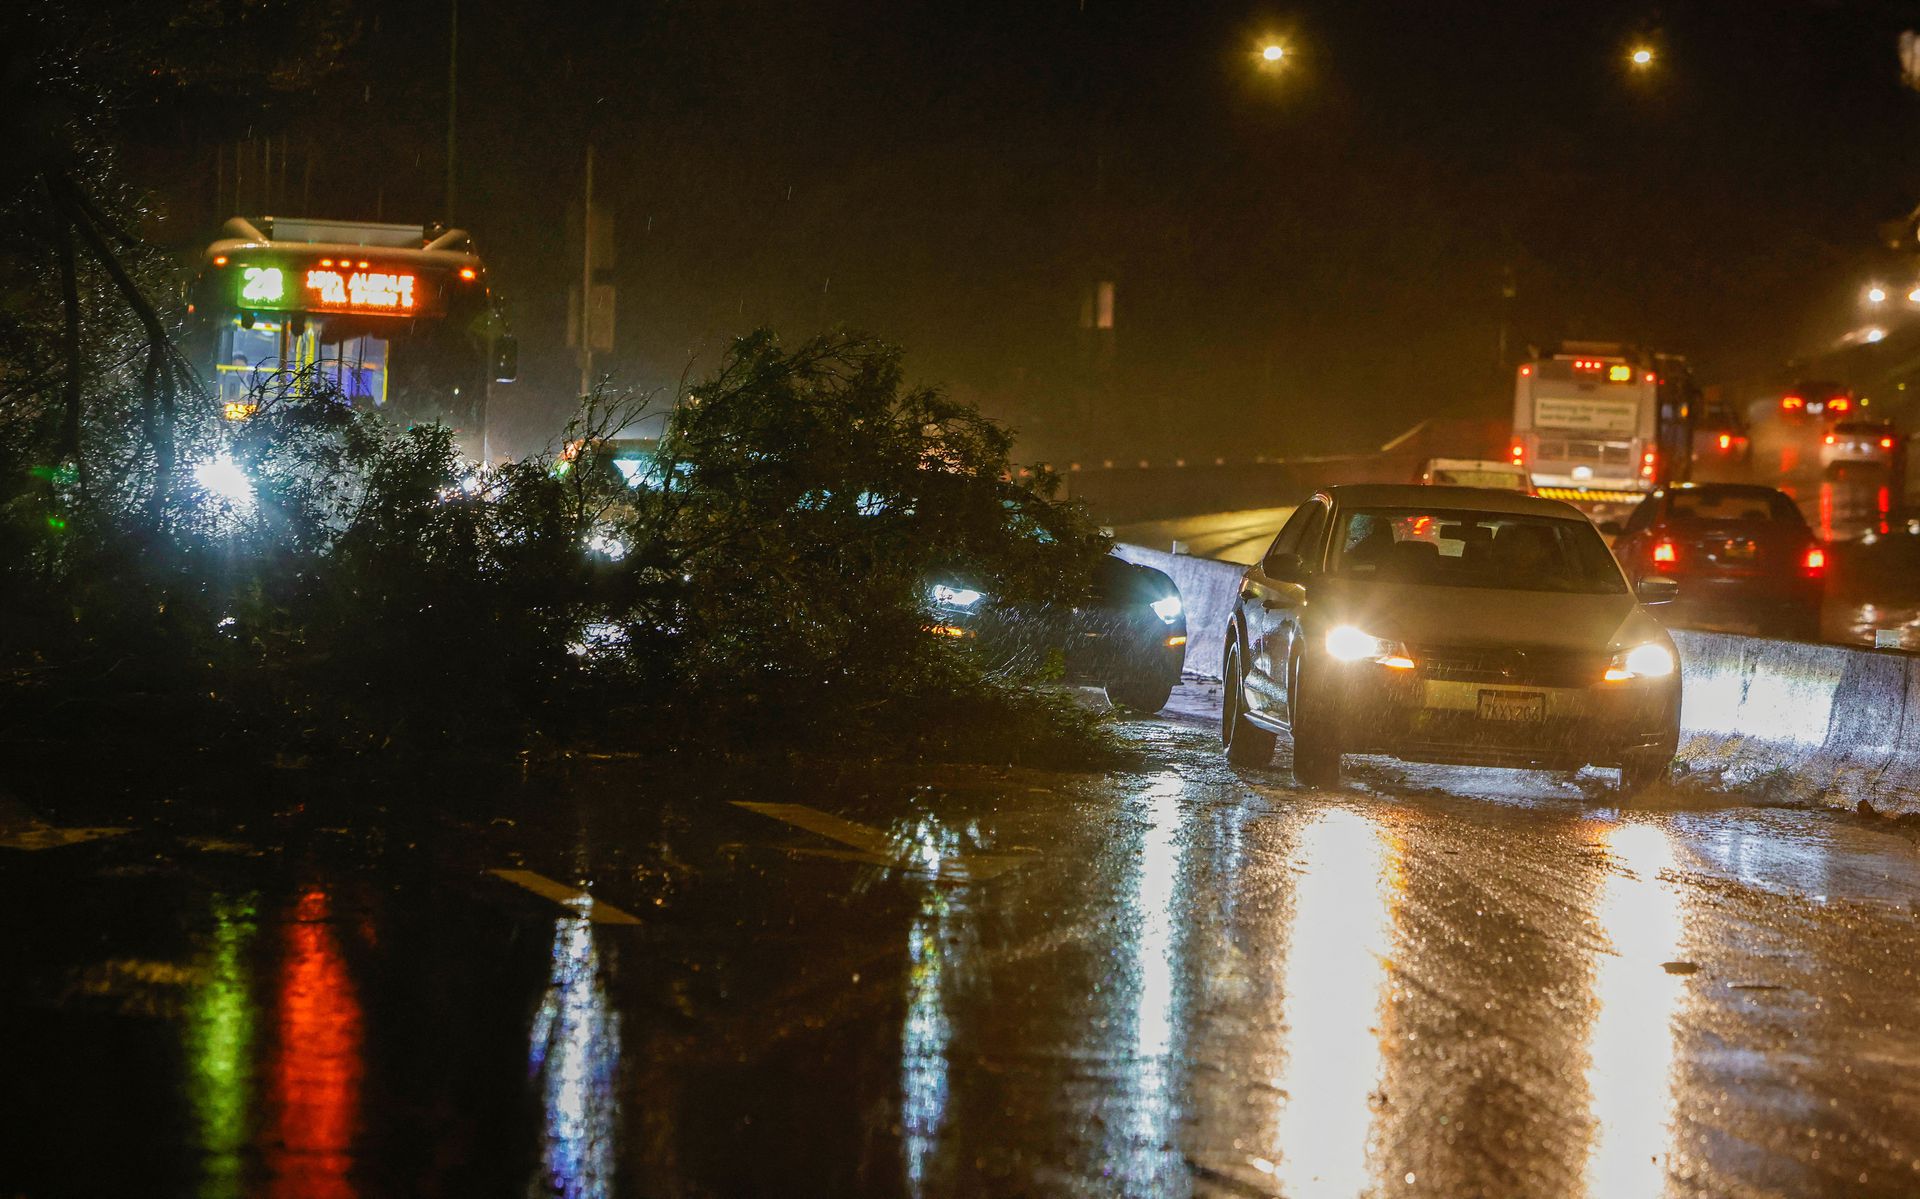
left=268, top=888, right=363, bottom=1199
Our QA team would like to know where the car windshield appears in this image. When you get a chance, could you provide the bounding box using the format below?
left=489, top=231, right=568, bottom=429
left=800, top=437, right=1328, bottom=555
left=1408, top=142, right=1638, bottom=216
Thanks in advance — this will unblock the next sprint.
left=1333, top=506, right=1625, bottom=594
left=1667, top=488, right=1802, bottom=525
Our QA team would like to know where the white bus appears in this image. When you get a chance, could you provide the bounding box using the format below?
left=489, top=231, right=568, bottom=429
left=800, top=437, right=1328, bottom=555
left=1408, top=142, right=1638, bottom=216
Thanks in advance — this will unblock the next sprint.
left=1511, top=342, right=1661, bottom=513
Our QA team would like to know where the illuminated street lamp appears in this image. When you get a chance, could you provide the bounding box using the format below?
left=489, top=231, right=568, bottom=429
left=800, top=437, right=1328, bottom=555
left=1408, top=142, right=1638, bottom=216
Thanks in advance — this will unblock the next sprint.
left=1868, top=285, right=1888, bottom=304
left=1262, top=43, right=1285, bottom=63
left=1629, top=47, right=1654, bottom=68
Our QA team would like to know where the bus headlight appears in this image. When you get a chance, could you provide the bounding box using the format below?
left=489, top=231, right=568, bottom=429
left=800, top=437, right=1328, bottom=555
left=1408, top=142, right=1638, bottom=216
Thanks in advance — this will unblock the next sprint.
left=1149, top=595, right=1183, bottom=624
left=1605, top=642, right=1675, bottom=681
left=930, top=584, right=984, bottom=610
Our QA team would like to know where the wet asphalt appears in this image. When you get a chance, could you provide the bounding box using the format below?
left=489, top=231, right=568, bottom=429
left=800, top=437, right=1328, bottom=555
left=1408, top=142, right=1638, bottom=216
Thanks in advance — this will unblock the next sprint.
left=3, top=686, right=1919, bottom=1198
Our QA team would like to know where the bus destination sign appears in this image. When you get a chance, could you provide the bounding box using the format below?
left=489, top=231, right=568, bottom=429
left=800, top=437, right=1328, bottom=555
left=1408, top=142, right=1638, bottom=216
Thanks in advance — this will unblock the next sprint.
left=231, top=259, right=439, bottom=317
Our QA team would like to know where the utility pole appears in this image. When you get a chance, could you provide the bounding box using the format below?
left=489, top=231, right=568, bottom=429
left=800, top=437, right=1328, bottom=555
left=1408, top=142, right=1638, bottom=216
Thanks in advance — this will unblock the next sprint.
left=446, top=0, right=459, bottom=219
left=580, top=143, right=595, bottom=399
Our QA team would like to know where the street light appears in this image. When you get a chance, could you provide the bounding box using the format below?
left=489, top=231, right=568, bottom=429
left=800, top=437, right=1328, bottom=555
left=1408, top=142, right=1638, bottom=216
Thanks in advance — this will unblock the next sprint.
left=1629, top=47, right=1654, bottom=68
left=1868, top=286, right=1888, bottom=304
left=1262, top=43, right=1285, bottom=63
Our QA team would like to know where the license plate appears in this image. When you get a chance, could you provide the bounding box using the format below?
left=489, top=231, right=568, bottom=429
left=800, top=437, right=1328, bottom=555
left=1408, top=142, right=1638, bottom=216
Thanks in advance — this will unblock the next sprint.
left=1478, top=690, right=1546, bottom=722
left=1721, top=539, right=1756, bottom=560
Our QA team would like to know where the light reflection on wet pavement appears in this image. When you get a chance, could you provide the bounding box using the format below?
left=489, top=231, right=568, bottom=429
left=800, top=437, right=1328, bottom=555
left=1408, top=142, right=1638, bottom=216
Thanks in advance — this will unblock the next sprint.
left=4, top=702, right=1920, bottom=1197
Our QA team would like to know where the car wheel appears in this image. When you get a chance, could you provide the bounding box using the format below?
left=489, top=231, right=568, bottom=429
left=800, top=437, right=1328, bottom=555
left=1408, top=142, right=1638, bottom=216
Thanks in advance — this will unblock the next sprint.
left=1288, top=653, right=1343, bottom=788
left=1106, top=668, right=1175, bottom=714
left=1618, top=752, right=1670, bottom=796
left=1222, top=641, right=1276, bottom=767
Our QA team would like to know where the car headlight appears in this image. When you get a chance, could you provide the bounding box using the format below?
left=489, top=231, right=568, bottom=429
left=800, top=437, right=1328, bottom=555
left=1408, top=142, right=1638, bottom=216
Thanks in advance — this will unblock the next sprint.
left=930, top=584, right=985, bottom=609
left=1149, top=595, right=1183, bottom=624
left=1324, top=624, right=1415, bottom=669
left=1605, top=642, right=1676, bottom=681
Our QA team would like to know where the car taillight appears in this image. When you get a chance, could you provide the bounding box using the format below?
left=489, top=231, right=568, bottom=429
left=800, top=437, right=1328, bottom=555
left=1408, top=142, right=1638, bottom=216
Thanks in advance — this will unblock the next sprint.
left=1825, top=433, right=1837, bottom=445
left=1805, top=546, right=1826, bottom=574
left=1510, top=441, right=1525, bottom=465
left=1640, top=449, right=1657, bottom=478
left=1718, top=433, right=1732, bottom=450
left=1652, top=540, right=1677, bottom=566
left=1882, top=436, right=1895, bottom=449
left=1830, top=398, right=1850, bottom=412
left=1782, top=395, right=1804, bottom=411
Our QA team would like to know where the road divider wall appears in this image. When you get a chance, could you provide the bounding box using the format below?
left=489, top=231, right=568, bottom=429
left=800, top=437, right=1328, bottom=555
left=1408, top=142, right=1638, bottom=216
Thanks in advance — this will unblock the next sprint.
left=1116, top=542, right=1920, bottom=813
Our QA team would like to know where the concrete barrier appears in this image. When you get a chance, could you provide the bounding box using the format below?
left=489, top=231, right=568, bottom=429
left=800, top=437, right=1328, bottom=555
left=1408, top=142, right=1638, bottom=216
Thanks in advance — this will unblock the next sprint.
left=1117, top=542, right=1920, bottom=813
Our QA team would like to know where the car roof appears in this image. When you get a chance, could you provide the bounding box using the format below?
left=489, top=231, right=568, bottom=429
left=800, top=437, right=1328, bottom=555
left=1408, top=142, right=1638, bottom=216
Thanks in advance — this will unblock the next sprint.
left=1663, top=482, right=1789, bottom=497
left=1322, top=484, right=1582, bottom=519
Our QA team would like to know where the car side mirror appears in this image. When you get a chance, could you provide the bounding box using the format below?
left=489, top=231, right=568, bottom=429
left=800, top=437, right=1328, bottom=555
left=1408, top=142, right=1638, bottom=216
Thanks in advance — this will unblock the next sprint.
left=1598, top=519, right=1624, bottom=536
left=1637, top=576, right=1679, bottom=605
left=1263, top=551, right=1305, bottom=582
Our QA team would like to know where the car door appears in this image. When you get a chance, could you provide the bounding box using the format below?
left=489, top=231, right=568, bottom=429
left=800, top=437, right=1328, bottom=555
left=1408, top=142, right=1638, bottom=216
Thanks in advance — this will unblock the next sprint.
left=1242, top=497, right=1327, bottom=718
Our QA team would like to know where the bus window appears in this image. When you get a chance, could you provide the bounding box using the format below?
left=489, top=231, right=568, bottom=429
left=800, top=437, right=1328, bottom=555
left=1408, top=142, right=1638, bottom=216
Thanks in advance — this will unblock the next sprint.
left=316, top=332, right=388, bottom=407
left=217, top=319, right=285, bottom=405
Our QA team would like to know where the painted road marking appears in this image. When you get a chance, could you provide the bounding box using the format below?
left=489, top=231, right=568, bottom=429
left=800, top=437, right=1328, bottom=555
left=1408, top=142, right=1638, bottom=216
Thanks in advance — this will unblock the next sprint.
left=0, top=823, right=130, bottom=851
left=488, top=869, right=643, bottom=925
left=732, top=802, right=1033, bottom=882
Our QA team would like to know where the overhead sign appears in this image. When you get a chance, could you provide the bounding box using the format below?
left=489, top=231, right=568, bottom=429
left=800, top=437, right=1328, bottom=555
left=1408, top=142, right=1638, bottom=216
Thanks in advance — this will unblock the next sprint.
left=302, top=268, right=417, bottom=313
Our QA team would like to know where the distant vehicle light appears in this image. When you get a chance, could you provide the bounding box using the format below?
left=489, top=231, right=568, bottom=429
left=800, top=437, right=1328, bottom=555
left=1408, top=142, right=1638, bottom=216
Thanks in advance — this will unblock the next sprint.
left=1510, top=442, right=1525, bottom=465
left=1519, top=364, right=1533, bottom=377
left=1882, top=436, right=1896, bottom=449
left=1608, top=364, right=1632, bottom=382
left=1149, top=595, right=1183, bottom=624
left=1718, top=433, right=1732, bottom=450
left=1829, top=397, right=1850, bottom=412
left=1640, top=449, right=1657, bottom=478
left=1805, top=546, right=1827, bottom=573
left=1825, top=433, right=1837, bottom=445
left=1866, top=328, right=1887, bottom=343
left=931, top=584, right=984, bottom=609
left=459, top=266, right=478, bottom=280
left=1644, top=372, right=1656, bottom=383
left=1782, top=395, right=1805, bottom=411
left=1652, top=539, right=1677, bottom=566
left=1909, top=288, right=1920, bottom=304
left=1869, top=286, right=1888, bottom=303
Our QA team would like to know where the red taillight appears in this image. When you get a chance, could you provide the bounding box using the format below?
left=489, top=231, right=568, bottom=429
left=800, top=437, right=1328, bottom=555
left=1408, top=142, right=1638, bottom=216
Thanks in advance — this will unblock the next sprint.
left=1640, top=449, right=1657, bottom=479
left=1652, top=540, right=1677, bottom=566
left=1882, top=436, right=1895, bottom=449
left=1825, top=433, right=1837, bottom=445
left=1805, top=546, right=1826, bottom=574
left=1829, top=397, right=1850, bottom=412
left=1782, top=395, right=1804, bottom=411
left=1520, top=364, right=1533, bottom=377
left=1510, top=442, right=1525, bottom=465
left=1718, top=433, right=1732, bottom=450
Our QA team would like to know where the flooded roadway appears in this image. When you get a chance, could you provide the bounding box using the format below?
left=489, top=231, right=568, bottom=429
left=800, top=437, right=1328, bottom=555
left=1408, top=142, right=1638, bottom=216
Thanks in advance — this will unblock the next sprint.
left=3, top=697, right=1919, bottom=1198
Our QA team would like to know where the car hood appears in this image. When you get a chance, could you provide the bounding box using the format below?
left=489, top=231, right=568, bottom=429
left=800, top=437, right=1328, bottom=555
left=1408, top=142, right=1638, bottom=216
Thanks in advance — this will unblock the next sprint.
left=1313, top=578, right=1664, bottom=652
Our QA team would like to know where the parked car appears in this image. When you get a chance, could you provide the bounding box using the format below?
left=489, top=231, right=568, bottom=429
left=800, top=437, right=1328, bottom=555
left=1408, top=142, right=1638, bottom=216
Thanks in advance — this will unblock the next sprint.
left=1609, top=483, right=1824, bottom=639
left=1819, top=420, right=1900, bottom=473
left=1416, top=457, right=1532, bottom=492
left=928, top=552, right=1188, bottom=713
left=1221, top=485, right=1681, bottom=792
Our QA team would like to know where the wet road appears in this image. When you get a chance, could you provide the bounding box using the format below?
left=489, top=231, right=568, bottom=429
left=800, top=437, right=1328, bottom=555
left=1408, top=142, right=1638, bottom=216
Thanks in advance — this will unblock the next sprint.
left=4, top=696, right=1920, bottom=1198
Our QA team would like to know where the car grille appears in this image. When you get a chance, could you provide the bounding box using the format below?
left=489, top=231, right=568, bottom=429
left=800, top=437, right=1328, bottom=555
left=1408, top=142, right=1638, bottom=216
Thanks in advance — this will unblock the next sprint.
left=1413, top=645, right=1606, bottom=688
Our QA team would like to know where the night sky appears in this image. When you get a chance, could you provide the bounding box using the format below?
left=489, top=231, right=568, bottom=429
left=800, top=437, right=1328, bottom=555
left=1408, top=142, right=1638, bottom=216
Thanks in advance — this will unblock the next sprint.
left=144, top=1, right=1920, bottom=460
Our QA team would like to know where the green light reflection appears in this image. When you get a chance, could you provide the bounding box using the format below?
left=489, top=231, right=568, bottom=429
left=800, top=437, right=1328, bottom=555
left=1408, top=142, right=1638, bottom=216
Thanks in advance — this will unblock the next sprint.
left=186, top=894, right=257, bottom=1199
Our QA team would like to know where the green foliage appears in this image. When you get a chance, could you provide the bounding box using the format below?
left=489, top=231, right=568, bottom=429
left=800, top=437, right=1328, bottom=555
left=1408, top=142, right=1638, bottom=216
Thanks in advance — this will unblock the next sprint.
left=0, top=333, right=1121, bottom=770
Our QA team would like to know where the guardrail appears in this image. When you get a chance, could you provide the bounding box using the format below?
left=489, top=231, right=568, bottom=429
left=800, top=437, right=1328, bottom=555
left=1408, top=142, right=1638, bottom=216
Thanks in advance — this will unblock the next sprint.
left=1115, top=542, right=1920, bottom=813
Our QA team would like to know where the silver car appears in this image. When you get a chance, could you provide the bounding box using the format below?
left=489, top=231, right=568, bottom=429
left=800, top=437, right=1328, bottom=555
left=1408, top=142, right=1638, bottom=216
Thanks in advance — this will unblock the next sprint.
left=1221, top=485, right=1682, bottom=792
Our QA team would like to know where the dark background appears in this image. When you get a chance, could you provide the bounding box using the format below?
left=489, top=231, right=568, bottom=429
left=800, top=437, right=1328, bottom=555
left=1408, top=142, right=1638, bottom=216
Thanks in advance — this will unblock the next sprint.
left=128, top=0, right=1920, bottom=461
